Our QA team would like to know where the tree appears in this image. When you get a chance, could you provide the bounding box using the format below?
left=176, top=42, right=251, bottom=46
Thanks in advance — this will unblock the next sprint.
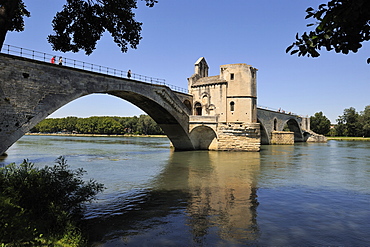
left=360, top=105, right=370, bottom=137
left=310, top=111, right=331, bottom=135
left=343, top=107, right=362, bottom=136
left=286, top=0, right=370, bottom=63
left=334, top=116, right=346, bottom=136
left=137, top=114, right=163, bottom=135
left=0, top=0, right=30, bottom=49
left=335, top=107, right=362, bottom=137
left=0, top=0, right=157, bottom=54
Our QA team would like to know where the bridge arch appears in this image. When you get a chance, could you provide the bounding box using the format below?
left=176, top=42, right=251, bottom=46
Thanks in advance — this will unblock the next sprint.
left=258, top=120, right=270, bottom=145
left=189, top=126, right=217, bottom=150
left=283, top=118, right=304, bottom=142
left=0, top=54, right=195, bottom=154
left=257, top=108, right=306, bottom=144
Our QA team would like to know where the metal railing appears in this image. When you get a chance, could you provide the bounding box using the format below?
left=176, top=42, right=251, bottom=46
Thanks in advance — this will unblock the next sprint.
left=258, top=104, right=302, bottom=117
left=1, top=44, right=188, bottom=93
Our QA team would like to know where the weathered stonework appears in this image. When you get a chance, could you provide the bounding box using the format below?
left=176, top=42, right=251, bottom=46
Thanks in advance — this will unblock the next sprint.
left=0, top=54, right=195, bottom=154
left=0, top=54, right=325, bottom=154
left=305, top=130, right=327, bottom=142
left=216, top=123, right=260, bottom=151
left=271, top=131, right=294, bottom=145
left=188, top=58, right=261, bottom=151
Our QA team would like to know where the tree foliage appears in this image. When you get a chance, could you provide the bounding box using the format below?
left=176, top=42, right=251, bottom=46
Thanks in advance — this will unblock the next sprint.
left=360, top=105, right=370, bottom=137
left=287, top=0, right=370, bottom=63
left=330, top=105, right=370, bottom=137
left=310, top=111, right=331, bottom=135
left=0, top=0, right=157, bottom=54
left=31, top=115, right=164, bottom=135
left=0, top=0, right=30, bottom=48
left=0, top=156, right=104, bottom=245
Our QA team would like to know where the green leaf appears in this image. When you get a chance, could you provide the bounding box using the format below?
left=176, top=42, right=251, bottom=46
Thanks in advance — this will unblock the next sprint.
left=290, top=50, right=299, bottom=55
left=286, top=44, right=294, bottom=53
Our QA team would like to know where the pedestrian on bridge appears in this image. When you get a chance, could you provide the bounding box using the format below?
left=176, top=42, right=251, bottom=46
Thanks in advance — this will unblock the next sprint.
left=58, top=57, right=63, bottom=65
left=127, top=70, right=131, bottom=79
left=50, top=56, right=56, bottom=64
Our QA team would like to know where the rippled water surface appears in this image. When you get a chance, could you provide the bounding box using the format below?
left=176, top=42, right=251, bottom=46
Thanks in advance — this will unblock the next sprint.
left=2, top=136, right=370, bottom=246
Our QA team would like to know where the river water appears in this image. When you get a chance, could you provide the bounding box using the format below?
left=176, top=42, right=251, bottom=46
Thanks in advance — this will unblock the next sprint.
left=1, top=135, right=370, bottom=246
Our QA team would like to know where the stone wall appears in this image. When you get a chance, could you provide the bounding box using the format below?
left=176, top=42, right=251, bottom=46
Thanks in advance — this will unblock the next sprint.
left=271, top=131, right=294, bottom=145
left=216, top=123, right=260, bottom=151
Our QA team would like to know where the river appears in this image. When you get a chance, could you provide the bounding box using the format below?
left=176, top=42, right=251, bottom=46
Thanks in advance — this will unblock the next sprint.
left=1, top=135, right=370, bottom=246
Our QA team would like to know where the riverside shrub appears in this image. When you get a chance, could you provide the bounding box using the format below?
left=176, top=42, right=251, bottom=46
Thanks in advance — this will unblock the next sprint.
left=0, top=156, right=104, bottom=245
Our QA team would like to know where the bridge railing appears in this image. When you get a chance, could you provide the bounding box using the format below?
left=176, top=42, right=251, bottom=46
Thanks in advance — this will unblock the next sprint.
left=1, top=44, right=188, bottom=94
left=257, top=105, right=303, bottom=118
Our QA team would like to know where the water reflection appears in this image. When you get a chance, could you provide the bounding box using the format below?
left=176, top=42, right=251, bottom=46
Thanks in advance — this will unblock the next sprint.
left=87, top=151, right=261, bottom=246
left=4, top=136, right=370, bottom=246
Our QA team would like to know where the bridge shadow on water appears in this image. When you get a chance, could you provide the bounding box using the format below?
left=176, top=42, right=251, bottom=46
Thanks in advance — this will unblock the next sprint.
left=84, top=151, right=261, bottom=246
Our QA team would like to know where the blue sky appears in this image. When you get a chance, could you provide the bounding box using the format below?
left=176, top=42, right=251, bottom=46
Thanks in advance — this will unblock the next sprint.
left=5, top=0, right=370, bottom=123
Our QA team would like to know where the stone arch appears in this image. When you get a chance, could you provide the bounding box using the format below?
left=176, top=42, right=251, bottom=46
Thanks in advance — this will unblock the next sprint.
left=0, top=55, right=195, bottom=154
left=258, top=120, right=270, bottom=145
left=190, top=125, right=217, bottom=150
left=194, top=102, right=202, bottom=115
left=208, top=104, right=216, bottom=116
left=283, top=118, right=304, bottom=142
left=201, top=92, right=210, bottom=104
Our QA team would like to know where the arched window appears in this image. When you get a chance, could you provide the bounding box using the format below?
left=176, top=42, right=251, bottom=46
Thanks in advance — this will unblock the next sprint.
left=195, top=102, right=202, bottom=115
left=230, top=101, right=235, bottom=112
left=202, top=94, right=208, bottom=104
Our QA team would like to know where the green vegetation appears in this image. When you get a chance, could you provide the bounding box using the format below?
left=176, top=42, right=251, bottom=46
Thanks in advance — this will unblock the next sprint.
left=311, top=105, right=370, bottom=137
left=327, top=137, right=370, bottom=141
left=0, top=157, right=104, bottom=246
left=310, top=111, right=331, bottom=135
left=287, top=0, right=370, bottom=63
left=30, top=115, right=164, bottom=135
left=0, top=0, right=157, bottom=54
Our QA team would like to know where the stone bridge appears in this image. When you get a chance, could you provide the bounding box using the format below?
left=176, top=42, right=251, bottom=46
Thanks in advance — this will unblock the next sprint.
left=257, top=108, right=310, bottom=144
left=0, top=53, right=196, bottom=154
left=0, top=52, right=324, bottom=155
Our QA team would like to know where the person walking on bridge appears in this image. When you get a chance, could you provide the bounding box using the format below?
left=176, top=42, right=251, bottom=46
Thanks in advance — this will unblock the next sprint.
left=58, top=56, right=63, bottom=65
left=50, top=56, right=56, bottom=64
left=127, top=70, right=131, bottom=79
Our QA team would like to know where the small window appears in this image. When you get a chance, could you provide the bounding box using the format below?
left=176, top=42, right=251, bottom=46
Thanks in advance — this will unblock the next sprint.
left=230, top=101, right=235, bottom=112
left=230, top=73, right=235, bottom=80
left=195, top=102, right=202, bottom=115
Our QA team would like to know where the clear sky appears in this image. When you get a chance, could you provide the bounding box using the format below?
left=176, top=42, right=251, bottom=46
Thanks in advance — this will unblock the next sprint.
left=5, top=0, right=370, bottom=123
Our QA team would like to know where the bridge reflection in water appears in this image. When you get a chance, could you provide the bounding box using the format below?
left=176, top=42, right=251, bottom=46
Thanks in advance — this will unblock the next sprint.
left=85, top=151, right=261, bottom=246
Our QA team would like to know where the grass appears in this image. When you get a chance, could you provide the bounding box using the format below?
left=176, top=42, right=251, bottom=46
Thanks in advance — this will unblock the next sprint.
left=327, top=136, right=370, bottom=141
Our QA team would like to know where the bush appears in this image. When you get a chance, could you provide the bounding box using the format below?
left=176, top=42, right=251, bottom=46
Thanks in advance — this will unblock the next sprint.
left=0, top=156, right=104, bottom=245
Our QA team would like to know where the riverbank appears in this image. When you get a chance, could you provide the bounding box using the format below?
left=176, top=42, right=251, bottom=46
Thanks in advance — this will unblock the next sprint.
left=26, top=133, right=167, bottom=138
left=327, top=137, right=370, bottom=141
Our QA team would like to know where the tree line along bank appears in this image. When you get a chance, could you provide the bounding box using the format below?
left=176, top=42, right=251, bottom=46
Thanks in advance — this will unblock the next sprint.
left=311, top=105, right=370, bottom=137
left=30, top=115, right=164, bottom=135
left=31, top=104, right=370, bottom=138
